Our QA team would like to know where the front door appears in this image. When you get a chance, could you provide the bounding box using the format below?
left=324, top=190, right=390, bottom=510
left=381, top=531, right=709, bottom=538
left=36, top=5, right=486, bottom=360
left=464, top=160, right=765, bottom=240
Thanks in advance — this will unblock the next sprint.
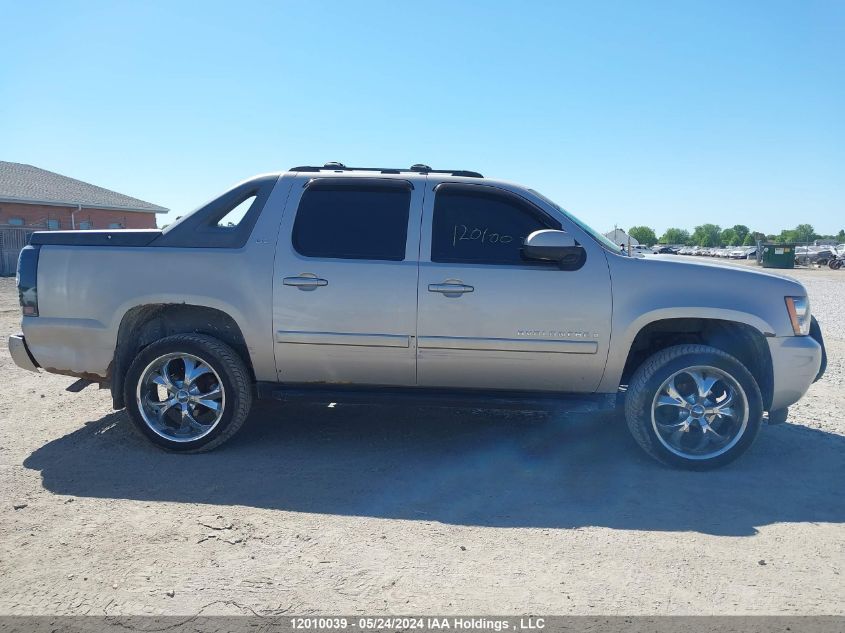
left=273, top=176, right=423, bottom=386
left=416, top=182, right=612, bottom=392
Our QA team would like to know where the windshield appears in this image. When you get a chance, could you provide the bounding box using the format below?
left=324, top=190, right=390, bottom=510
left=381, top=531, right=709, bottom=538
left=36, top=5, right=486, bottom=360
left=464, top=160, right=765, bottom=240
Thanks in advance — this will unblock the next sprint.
left=529, top=189, right=624, bottom=253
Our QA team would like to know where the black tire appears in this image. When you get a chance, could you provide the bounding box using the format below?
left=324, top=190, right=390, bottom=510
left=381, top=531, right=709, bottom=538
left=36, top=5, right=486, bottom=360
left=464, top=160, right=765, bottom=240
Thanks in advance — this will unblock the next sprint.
left=624, top=344, right=763, bottom=470
left=124, top=333, right=252, bottom=452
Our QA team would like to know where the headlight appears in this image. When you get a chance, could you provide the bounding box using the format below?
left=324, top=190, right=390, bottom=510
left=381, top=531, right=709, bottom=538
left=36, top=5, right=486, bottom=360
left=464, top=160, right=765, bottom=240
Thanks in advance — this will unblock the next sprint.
left=785, top=296, right=811, bottom=335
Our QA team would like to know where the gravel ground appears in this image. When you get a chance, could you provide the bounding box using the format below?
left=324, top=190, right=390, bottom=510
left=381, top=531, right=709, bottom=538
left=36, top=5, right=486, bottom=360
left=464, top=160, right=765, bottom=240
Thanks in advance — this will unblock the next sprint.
left=0, top=262, right=843, bottom=616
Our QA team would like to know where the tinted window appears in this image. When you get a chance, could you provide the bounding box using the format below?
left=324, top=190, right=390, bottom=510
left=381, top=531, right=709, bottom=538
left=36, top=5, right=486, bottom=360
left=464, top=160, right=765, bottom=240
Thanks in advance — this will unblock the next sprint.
left=293, top=184, right=410, bottom=261
left=431, top=186, right=559, bottom=265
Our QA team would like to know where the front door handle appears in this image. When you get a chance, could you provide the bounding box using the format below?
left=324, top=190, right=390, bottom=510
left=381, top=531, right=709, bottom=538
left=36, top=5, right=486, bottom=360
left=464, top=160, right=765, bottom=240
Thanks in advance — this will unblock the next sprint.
left=428, top=282, right=474, bottom=295
left=283, top=276, right=328, bottom=289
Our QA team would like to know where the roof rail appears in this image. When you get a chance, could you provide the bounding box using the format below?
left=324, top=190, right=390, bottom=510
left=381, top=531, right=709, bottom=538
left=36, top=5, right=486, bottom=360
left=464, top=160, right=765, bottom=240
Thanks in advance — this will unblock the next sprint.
left=289, top=162, right=483, bottom=178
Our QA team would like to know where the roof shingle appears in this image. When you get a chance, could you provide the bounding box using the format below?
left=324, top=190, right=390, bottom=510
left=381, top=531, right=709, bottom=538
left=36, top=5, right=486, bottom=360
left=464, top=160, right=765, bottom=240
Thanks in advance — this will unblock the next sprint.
left=0, top=161, right=168, bottom=213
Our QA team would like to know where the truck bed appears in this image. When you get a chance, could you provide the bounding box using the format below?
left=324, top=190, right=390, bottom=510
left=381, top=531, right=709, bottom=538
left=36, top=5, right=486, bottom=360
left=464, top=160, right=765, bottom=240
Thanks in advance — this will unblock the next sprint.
left=29, top=229, right=162, bottom=247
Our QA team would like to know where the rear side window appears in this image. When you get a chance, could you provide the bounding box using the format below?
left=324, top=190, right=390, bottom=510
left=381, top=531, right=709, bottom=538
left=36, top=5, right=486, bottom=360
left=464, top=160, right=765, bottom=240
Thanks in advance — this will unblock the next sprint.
left=431, top=186, right=559, bottom=265
left=217, top=195, right=256, bottom=227
left=293, top=183, right=411, bottom=261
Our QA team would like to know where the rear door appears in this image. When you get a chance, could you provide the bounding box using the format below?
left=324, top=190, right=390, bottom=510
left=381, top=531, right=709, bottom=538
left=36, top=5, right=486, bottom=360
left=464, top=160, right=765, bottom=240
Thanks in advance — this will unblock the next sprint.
left=272, top=175, right=422, bottom=385
left=416, top=182, right=612, bottom=392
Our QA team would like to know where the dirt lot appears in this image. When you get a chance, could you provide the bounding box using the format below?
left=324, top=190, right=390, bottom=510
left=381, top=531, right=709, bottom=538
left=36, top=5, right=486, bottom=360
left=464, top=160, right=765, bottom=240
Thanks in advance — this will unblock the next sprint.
left=1, top=261, right=843, bottom=616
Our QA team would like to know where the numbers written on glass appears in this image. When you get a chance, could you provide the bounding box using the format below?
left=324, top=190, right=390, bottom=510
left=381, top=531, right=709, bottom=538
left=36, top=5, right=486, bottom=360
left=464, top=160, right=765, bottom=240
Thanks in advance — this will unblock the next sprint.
left=451, top=224, right=515, bottom=247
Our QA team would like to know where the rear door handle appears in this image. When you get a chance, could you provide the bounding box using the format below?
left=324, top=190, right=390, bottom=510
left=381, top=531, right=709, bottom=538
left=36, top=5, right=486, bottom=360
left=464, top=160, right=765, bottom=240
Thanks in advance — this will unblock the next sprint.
left=428, top=282, right=474, bottom=295
left=283, top=276, right=328, bottom=289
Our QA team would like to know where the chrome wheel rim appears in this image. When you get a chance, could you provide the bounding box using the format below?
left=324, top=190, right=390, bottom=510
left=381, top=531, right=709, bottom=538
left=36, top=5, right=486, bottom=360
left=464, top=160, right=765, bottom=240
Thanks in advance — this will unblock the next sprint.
left=136, top=353, right=225, bottom=442
left=651, top=365, right=748, bottom=460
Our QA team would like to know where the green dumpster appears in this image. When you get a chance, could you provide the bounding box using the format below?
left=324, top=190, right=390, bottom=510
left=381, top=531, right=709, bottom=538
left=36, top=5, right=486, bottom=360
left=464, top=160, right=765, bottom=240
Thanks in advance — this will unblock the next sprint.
left=761, top=243, right=795, bottom=269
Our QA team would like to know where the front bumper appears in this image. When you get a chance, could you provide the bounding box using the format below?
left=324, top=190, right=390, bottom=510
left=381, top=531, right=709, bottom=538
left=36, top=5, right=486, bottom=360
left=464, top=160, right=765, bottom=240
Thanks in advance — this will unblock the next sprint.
left=809, top=315, right=827, bottom=383
left=8, top=334, right=40, bottom=373
left=767, top=324, right=824, bottom=412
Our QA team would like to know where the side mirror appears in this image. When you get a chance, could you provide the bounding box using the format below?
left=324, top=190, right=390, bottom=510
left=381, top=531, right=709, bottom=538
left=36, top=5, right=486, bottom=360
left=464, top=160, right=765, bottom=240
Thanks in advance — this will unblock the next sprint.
left=523, top=230, right=585, bottom=267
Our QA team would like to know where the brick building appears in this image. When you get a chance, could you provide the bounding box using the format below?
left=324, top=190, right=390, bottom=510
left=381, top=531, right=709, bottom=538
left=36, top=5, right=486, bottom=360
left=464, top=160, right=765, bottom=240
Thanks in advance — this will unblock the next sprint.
left=0, top=161, right=167, bottom=231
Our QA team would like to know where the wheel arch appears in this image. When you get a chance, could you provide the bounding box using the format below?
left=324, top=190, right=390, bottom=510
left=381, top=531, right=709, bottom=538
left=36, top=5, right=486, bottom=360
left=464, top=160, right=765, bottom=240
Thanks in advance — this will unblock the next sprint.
left=613, top=315, right=774, bottom=410
left=111, top=303, right=254, bottom=409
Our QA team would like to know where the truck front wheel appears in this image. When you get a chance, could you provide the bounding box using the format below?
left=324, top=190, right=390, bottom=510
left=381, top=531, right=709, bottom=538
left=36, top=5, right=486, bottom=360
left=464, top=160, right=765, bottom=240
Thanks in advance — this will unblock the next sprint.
left=124, top=333, right=253, bottom=452
left=624, top=344, right=763, bottom=469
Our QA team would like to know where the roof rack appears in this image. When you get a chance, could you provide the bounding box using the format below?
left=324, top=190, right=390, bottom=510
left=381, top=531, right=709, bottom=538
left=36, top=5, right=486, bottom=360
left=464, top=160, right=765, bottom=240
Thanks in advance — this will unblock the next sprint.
left=289, top=162, right=483, bottom=178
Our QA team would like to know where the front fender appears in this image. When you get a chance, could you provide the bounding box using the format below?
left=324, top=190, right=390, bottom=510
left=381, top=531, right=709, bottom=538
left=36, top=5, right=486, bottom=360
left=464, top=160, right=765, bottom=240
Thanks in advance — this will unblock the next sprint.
left=598, top=307, right=774, bottom=393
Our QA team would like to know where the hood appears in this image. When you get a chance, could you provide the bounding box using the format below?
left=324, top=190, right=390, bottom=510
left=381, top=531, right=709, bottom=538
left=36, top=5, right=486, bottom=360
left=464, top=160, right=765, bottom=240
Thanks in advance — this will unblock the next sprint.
left=643, top=253, right=803, bottom=285
left=606, top=252, right=807, bottom=337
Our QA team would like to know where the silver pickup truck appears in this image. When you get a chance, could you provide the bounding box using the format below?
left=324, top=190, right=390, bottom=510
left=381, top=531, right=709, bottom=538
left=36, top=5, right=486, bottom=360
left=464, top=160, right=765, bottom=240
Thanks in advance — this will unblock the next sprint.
left=9, top=163, right=826, bottom=469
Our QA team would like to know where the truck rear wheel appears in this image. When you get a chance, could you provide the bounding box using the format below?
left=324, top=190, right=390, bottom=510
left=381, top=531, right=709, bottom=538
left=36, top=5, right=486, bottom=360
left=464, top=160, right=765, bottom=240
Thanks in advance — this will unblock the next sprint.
left=624, top=344, right=763, bottom=469
left=124, top=333, right=252, bottom=452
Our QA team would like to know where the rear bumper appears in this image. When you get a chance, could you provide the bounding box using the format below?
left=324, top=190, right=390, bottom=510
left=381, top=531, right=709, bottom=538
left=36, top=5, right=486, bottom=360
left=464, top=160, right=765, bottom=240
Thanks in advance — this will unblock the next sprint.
left=21, top=316, right=113, bottom=380
left=8, top=334, right=40, bottom=373
left=767, top=331, right=823, bottom=411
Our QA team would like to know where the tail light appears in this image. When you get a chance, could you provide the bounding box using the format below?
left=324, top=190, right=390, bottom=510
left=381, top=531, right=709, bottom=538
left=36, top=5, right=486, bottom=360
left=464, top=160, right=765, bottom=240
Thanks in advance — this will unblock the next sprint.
left=17, top=245, right=39, bottom=317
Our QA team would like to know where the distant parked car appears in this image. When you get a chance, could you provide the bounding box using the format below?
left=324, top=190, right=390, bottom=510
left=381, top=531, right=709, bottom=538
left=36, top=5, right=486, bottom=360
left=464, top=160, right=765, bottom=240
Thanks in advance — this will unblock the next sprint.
left=730, top=246, right=757, bottom=259
left=795, top=247, right=834, bottom=267
left=653, top=245, right=677, bottom=254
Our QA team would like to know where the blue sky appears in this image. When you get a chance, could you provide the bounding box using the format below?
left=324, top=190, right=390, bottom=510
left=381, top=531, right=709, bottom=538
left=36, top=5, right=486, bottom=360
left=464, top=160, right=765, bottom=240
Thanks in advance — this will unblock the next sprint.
left=1, top=0, right=843, bottom=235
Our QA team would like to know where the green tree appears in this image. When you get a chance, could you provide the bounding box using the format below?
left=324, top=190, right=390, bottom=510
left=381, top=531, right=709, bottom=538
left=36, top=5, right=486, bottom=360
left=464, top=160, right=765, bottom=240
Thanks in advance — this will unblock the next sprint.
left=731, top=225, right=750, bottom=244
left=778, top=224, right=817, bottom=244
left=660, top=227, right=691, bottom=245
left=794, top=224, right=816, bottom=244
left=628, top=226, right=657, bottom=246
left=837, top=229, right=845, bottom=242
left=692, top=224, right=722, bottom=247
left=660, top=228, right=690, bottom=244
left=742, top=233, right=756, bottom=246
left=720, top=228, right=739, bottom=246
